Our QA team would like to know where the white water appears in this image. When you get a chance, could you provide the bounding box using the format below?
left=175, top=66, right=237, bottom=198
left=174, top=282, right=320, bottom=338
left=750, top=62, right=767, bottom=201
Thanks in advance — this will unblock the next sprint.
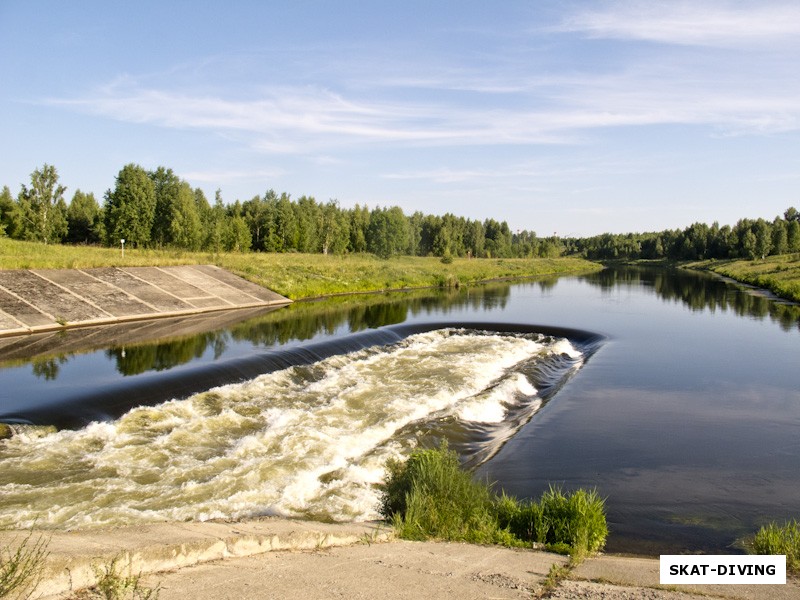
left=0, top=329, right=582, bottom=530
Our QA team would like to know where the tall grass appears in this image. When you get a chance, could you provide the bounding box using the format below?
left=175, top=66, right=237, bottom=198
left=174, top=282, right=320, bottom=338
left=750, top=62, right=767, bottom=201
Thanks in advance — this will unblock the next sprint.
left=496, top=487, right=608, bottom=559
left=749, top=520, right=800, bottom=574
left=379, top=444, right=608, bottom=557
left=380, top=444, right=515, bottom=545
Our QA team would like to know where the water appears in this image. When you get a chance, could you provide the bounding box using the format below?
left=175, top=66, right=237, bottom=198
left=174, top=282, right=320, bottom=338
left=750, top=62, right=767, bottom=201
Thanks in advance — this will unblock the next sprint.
left=1, top=267, right=799, bottom=554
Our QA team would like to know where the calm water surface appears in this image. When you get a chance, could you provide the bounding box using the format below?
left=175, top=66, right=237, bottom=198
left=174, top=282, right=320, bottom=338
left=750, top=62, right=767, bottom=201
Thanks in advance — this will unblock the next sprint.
left=1, top=267, right=799, bottom=554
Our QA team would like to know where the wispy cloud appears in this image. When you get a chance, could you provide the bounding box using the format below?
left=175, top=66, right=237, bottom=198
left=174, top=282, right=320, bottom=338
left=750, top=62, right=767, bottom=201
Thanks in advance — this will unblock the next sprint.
left=47, top=71, right=800, bottom=155
left=44, top=2, right=800, bottom=161
left=560, top=1, right=800, bottom=47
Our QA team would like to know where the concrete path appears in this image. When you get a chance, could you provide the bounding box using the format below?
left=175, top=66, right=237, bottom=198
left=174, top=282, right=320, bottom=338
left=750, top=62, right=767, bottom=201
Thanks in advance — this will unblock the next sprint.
left=2, top=519, right=795, bottom=600
left=0, top=265, right=290, bottom=337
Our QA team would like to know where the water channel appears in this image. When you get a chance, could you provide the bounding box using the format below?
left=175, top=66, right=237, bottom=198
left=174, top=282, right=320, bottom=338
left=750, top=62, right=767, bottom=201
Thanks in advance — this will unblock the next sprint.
left=1, top=266, right=799, bottom=554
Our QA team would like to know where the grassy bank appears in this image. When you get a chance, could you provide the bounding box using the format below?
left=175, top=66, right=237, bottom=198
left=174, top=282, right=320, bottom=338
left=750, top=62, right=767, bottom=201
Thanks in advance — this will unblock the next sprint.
left=690, top=253, right=800, bottom=303
left=0, top=238, right=602, bottom=300
left=379, top=444, right=608, bottom=559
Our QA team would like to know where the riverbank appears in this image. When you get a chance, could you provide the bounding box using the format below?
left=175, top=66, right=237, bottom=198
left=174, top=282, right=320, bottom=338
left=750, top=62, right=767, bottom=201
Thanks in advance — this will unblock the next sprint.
left=689, top=254, right=800, bottom=303
left=4, top=518, right=795, bottom=600
left=0, top=238, right=602, bottom=300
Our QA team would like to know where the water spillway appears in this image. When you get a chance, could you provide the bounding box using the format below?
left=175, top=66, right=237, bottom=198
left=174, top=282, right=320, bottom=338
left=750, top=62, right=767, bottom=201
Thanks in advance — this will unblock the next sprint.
left=0, top=323, right=601, bottom=530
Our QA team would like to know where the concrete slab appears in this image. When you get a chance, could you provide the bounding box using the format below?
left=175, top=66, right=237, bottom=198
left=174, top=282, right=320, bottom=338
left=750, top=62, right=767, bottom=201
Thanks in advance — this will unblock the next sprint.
left=145, top=540, right=565, bottom=600
left=33, top=269, right=154, bottom=317
left=0, top=271, right=106, bottom=323
left=0, top=519, right=569, bottom=600
left=0, top=519, right=394, bottom=599
left=85, top=268, right=192, bottom=312
left=120, top=267, right=212, bottom=302
left=192, top=264, right=289, bottom=304
left=0, top=266, right=290, bottom=337
left=0, top=287, right=54, bottom=325
left=160, top=265, right=255, bottom=305
left=1, top=518, right=794, bottom=600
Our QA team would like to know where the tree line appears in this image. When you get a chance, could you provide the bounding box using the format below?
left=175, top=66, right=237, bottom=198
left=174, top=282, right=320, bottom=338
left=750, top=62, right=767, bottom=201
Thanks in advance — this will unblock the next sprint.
left=0, top=163, right=551, bottom=259
left=567, top=210, right=800, bottom=261
left=1, top=163, right=798, bottom=261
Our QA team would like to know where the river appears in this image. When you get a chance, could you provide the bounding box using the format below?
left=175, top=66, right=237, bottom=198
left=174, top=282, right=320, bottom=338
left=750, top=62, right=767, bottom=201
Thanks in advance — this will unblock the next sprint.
left=1, top=266, right=798, bottom=554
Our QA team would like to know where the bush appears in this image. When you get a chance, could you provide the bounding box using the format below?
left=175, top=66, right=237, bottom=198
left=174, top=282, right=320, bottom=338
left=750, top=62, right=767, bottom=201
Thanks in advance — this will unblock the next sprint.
left=379, top=444, right=608, bottom=556
left=750, top=520, right=800, bottom=574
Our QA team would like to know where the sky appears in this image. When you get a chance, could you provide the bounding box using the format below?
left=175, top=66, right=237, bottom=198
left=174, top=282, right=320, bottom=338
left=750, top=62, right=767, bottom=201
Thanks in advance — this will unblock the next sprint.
left=1, top=1, right=799, bottom=237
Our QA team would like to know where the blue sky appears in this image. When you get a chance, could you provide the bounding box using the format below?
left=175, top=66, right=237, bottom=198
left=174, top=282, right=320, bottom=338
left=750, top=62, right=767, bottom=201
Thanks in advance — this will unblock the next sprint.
left=1, top=1, right=799, bottom=237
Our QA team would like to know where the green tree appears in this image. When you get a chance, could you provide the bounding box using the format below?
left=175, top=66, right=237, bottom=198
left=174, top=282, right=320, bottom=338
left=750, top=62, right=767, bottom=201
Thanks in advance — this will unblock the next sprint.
left=148, top=167, right=201, bottom=249
left=483, top=218, right=512, bottom=258
left=17, top=163, right=68, bottom=244
left=243, top=193, right=270, bottom=251
left=203, top=189, right=227, bottom=253
left=406, top=211, right=424, bottom=256
left=224, top=214, right=252, bottom=252
left=169, top=181, right=202, bottom=249
left=464, top=219, right=485, bottom=258
left=104, top=163, right=156, bottom=248
left=319, top=199, right=349, bottom=255
left=274, top=193, right=297, bottom=251
left=368, top=206, right=409, bottom=258
left=0, top=185, right=16, bottom=237
left=742, top=230, right=758, bottom=260
left=150, top=167, right=181, bottom=246
left=349, top=204, right=370, bottom=253
left=787, top=220, right=800, bottom=253
left=295, top=195, right=321, bottom=253
left=753, top=219, right=772, bottom=259
left=66, top=189, right=104, bottom=244
left=771, top=217, right=788, bottom=256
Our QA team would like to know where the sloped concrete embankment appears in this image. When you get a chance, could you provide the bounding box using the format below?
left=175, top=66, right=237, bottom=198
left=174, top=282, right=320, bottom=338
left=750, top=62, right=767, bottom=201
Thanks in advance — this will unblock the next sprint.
left=0, top=265, right=290, bottom=337
left=1, top=520, right=391, bottom=599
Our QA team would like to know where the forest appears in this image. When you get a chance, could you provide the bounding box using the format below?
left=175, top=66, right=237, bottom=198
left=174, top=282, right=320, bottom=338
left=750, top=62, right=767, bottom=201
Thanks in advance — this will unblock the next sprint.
left=2, top=163, right=798, bottom=262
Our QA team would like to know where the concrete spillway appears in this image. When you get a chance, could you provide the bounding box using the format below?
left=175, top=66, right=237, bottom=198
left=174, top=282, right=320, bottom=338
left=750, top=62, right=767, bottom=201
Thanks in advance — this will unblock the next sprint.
left=0, top=265, right=290, bottom=337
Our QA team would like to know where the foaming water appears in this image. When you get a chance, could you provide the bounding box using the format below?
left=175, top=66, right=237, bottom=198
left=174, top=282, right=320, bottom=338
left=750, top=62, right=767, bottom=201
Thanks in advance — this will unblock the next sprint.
left=0, top=328, right=589, bottom=530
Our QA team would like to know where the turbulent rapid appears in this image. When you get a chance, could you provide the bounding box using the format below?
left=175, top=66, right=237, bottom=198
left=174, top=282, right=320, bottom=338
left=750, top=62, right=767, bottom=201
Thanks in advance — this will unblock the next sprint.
left=0, top=328, right=587, bottom=530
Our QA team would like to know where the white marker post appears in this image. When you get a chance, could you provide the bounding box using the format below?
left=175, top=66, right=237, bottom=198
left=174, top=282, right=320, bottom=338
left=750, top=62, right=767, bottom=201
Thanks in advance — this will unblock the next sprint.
left=121, top=238, right=125, bottom=258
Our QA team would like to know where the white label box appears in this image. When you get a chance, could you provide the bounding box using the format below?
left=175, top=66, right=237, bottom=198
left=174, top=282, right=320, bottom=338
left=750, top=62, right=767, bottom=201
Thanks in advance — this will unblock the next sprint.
left=660, top=555, right=786, bottom=585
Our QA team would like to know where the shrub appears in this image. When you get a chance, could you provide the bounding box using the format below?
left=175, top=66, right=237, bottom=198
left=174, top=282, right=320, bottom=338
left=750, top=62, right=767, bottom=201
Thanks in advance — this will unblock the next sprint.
left=750, top=520, right=799, bottom=574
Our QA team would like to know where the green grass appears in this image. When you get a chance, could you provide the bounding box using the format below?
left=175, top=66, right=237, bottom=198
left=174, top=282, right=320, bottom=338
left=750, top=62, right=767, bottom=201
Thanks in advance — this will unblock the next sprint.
left=749, top=520, right=800, bottom=574
left=379, top=444, right=608, bottom=558
left=692, top=253, right=800, bottom=302
left=496, top=486, right=608, bottom=560
left=0, top=237, right=602, bottom=300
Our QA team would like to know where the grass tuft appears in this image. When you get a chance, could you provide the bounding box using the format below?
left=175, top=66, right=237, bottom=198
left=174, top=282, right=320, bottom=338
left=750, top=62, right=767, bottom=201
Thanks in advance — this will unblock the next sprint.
left=379, top=443, right=607, bottom=557
left=749, top=520, right=800, bottom=574
left=379, top=443, right=512, bottom=545
left=70, top=556, right=160, bottom=600
left=0, top=530, right=49, bottom=600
